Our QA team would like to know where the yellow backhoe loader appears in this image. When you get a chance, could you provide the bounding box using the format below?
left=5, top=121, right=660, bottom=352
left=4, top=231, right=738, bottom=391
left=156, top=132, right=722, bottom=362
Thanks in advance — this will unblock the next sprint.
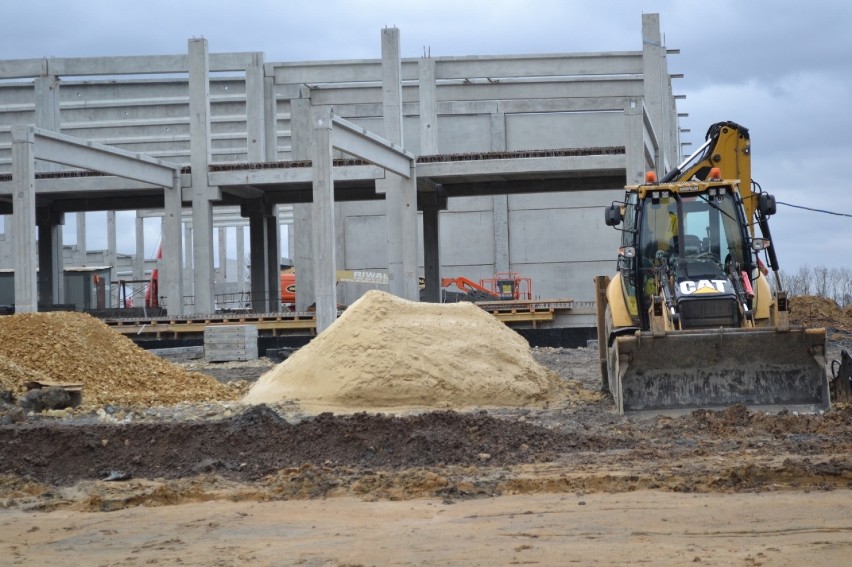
left=596, top=122, right=829, bottom=414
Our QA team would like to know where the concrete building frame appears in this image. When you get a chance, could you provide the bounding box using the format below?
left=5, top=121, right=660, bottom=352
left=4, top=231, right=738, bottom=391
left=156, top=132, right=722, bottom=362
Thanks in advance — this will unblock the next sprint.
left=0, top=13, right=684, bottom=331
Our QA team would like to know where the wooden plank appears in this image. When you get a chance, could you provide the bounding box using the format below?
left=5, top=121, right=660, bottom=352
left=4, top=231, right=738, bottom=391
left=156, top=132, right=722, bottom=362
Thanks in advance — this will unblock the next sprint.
left=492, top=310, right=554, bottom=323
left=204, top=324, right=258, bottom=362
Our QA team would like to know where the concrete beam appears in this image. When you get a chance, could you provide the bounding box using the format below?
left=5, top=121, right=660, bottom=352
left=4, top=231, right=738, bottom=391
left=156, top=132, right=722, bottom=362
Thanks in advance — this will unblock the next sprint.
left=270, top=52, right=643, bottom=86
left=26, top=127, right=178, bottom=187
left=0, top=52, right=263, bottom=80
left=208, top=163, right=386, bottom=186
left=416, top=153, right=625, bottom=179
left=23, top=175, right=181, bottom=195
left=331, top=114, right=413, bottom=178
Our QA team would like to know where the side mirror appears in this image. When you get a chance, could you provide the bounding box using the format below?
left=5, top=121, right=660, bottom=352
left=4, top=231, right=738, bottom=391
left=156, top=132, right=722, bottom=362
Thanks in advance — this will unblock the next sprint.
left=758, top=193, right=777, bottom=217
left=605, top=204, right=623, bottom=226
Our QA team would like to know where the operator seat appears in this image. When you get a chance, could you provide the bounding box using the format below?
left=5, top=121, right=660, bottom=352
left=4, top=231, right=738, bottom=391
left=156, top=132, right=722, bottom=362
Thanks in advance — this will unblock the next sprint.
left=682, top=234, right=702, bottom=256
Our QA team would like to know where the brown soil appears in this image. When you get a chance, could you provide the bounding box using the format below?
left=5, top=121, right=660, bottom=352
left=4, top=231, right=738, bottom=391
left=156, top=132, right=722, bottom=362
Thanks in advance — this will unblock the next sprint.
left=790, top=294, right=852, bottom=332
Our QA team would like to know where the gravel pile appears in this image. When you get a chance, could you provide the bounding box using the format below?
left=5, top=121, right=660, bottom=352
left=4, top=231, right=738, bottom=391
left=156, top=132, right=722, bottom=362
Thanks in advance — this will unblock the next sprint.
left=0, top=311, right=237, bottom=408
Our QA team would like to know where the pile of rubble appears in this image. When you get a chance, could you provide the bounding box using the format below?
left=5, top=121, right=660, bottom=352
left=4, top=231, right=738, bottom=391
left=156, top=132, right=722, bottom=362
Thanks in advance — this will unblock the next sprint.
left=790, top=295, right=852, bottom=332
left=0, top=311, right=236, bottom=409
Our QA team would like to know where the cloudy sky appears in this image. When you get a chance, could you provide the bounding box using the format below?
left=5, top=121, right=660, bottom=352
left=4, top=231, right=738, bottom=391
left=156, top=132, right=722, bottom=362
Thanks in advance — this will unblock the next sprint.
left=2, top=0, right=850, bottom=275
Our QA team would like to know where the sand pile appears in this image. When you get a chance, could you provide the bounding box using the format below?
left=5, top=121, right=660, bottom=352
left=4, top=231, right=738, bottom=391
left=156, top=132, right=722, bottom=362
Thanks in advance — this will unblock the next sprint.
left=0, top=311, right=236, bottom=408
left=243, top=290, right=566, bottom=412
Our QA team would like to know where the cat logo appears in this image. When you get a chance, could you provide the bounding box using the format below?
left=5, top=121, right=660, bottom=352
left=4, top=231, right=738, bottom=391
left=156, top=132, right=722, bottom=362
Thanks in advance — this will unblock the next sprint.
left=679, top=279, right=727, bottom=295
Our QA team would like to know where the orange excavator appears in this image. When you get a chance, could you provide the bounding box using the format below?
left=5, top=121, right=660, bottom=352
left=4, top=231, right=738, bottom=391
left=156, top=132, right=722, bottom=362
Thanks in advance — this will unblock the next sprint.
left=441, top=272, right=532, bottom=302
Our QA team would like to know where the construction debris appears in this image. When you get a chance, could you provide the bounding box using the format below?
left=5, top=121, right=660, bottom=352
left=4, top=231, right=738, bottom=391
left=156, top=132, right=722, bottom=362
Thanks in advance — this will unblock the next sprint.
left=0, top=311, right=237, bottom=408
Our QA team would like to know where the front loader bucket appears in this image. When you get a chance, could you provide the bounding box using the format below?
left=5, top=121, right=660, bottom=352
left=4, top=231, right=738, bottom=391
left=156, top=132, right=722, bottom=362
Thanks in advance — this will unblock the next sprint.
left=609, top=327, right=829, bottom=414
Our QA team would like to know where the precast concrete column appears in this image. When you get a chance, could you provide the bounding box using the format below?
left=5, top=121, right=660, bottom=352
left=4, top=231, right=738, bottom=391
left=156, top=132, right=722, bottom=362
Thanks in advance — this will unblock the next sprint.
left=34, top=74, right=67, bottom=296
left=107, top=211, right=117, bottom=299
left=36, top=209, right=63, bottom=307
left=246, top=55, right=280, bottom=308
left=265, top=208, right=281, bottom=312
left=34, top=76, right=60, bottom=131
left=491, top=109, right=507, bottom=152
left=402, top=168, right=419, bottom=301
left=489, top=98, right=508, bottom=279
left=188, top=37, right=216, bottom=314
left=420, top=189, right=445, bottom=303
left=311, top=106, right=338, bottom=333
left=161, top=174, right=184, bottom=315
left=418, top=56, right=438, bottom=155
left=381, top=28, right=403, bottom=145
left=50, top=221, right=63, bottom=302
left=236, top=227, right=246, bottom=295
left=217, top=227, right=227, bottom=282
left=290, top=95, right=315, bottom=312
left=10, top=125, right=37, bottom=313
left=245, top=53, right=266, bottom=162
left=75, top=212, right=86, bottom=265
left=642, top=13, right=671, bottom=170
left=183, top=224, right=194, bottom=299
left=624, top=99, right=646, bottom=185
left=245, top=201, right=272, bottom=312
left=0, top=217, right=12, bottom=268
left=493, top=195, right=510, bottom=273
left=286, top=223, right=294, bottom=264
left=33, top=75, right=60, bottom=173
left=133, top=214, right=145, bottom=281
left=263, top=64, right=278, bottom=161
left=380, top=27, right=419, bottom=301
left=418, top=56, right=441, bottom=303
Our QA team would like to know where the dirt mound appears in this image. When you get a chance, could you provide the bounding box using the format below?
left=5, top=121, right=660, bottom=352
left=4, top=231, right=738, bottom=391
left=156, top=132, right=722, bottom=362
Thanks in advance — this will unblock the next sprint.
left=790, top=295, right=852, bottom=331
left=244, top=290, right=567, bottom=412
left=0, top=311, right=236, bottom=408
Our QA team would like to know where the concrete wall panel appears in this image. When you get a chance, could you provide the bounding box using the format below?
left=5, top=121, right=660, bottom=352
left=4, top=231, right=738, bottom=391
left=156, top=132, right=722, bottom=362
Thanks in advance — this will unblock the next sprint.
left=509, top=206, right=618, bottom=264
left=0, top=83, right=36, bottom=105
left=438, top=210, right=495, bottom=266
left=446, top=195, right=493, bottom=213
left=506, top=111, right=623, bottom=150
left=437, top=114, right=492, bottom=154
left=509, top=189, right=623, bottom=210
left=509, top=260, right=612, bottom=301
left=343, top=214, right=387, bottom=268
left=436, top=80, right=643, bottom=103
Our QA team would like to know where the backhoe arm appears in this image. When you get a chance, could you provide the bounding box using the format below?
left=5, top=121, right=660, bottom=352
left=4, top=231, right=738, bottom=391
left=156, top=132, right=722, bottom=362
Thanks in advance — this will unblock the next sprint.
left=661, top=121, right=756, bottom=234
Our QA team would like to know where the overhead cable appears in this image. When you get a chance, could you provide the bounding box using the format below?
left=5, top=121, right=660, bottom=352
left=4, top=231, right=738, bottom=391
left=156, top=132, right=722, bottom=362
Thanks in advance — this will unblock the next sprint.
left=776, top=201, right=852, bottom=218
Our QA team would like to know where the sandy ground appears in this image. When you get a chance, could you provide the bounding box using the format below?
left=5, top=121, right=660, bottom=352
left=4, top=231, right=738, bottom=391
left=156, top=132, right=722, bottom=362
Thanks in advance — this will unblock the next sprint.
left=2, top=491, right=850, bottom=566
left=1, top=323, right=851, bottom=566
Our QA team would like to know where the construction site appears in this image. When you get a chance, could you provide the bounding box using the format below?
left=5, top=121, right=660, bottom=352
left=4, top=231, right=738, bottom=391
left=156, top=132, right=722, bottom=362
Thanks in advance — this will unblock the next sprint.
left=1, top=13, right=851, bottom=566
